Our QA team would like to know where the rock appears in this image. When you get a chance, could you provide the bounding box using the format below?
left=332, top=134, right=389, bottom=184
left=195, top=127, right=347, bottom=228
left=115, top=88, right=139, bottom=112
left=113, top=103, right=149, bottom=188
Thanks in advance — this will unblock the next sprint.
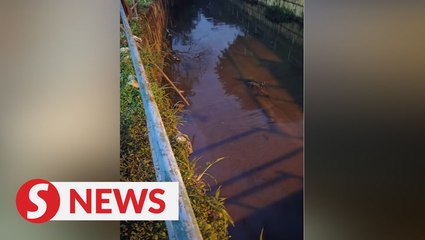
left=133, top=35, right=143, bottom=44
left=127, top=75, right=139, bottom=88
left=128, top=79, right=139, bottom=88
left=175, top=131, right=193, bottom=154
left=175, top=132, right=188, bottom=143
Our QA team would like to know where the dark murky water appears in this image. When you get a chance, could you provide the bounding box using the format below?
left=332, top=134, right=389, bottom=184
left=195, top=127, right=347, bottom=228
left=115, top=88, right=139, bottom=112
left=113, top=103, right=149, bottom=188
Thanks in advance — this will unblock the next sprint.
left=169, top=0, right=303, bottom=239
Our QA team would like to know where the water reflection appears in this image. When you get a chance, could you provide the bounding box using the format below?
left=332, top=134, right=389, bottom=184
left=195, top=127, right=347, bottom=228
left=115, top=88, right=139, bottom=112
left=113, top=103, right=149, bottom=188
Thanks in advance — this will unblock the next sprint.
left=169, top=0, right=303, bottom=239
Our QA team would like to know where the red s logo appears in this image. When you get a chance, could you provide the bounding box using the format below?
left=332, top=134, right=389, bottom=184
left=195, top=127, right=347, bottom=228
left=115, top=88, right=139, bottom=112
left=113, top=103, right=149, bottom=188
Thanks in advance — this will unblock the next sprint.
left=16, top=179, right=60, bottom=223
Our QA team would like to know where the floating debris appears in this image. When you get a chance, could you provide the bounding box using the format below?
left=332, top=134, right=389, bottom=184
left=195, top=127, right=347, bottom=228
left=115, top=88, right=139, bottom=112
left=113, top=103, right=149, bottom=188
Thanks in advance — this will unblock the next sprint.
left=246, top=79, right=266, bottom=88
left=171, top=55, right=181, bottom=62
left=246, top=80, right=269, bottom=97
left=166, top=29, right=172, bottom=38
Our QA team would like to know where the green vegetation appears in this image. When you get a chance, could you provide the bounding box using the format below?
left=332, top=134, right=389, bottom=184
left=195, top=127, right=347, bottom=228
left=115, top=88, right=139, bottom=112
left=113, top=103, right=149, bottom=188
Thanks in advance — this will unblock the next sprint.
left=260, top=228, right=264, bottom=240
left=265, top=5, right=301, bottom=23
left=120, top=1, right=232, bottom=239
left=137, top=0, right=154, bottom=10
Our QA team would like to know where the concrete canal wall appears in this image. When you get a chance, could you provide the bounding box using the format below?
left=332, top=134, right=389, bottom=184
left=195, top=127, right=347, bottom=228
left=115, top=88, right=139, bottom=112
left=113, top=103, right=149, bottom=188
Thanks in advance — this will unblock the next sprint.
left=259, top=0, right=304, bottom=18
left=231, top=0, right=303, bottom=47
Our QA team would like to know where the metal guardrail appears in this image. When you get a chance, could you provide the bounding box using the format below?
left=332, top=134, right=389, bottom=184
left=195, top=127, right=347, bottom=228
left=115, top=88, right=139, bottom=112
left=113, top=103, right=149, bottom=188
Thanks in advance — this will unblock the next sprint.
left=120, top=3, right=203, bottom=240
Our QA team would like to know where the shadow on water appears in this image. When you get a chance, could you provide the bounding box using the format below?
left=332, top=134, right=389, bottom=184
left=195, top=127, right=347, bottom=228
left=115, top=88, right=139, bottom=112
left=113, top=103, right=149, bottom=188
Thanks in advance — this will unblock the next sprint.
left=168, top=0, right=303, bottom=239
left=230, top=190, right=304, bottom=240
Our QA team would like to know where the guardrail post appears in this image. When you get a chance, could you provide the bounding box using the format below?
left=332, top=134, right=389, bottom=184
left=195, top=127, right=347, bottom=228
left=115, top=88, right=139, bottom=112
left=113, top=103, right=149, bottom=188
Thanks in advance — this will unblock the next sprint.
left=120, top=3, right=203, bottom=240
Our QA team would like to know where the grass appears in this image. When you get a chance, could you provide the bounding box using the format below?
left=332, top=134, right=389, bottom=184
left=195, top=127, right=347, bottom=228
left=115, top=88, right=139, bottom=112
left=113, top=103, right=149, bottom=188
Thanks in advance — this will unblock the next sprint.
left=120, top=1, right=232, bottom=239
left=265, top=5, right=301, bottom=23
left=137, top=0, right=155, bottom=9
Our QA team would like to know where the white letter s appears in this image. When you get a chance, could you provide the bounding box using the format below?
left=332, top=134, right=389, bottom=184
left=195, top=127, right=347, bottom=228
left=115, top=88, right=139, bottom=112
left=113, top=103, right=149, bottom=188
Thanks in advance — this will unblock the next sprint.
left=27, top=183, right=49, bottom=219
